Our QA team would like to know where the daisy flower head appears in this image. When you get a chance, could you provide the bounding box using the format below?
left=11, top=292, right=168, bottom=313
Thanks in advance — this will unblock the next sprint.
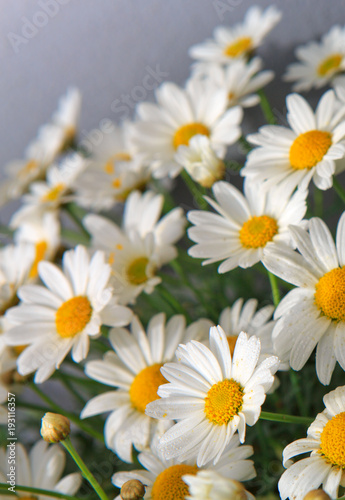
left=187, top=178, right=308, bottom=274
left=242, top=89, right=345, bottom=191
left=146, top=326, right=279, bottom=466
left=129, top=77, right=242, bottom=178
left=283, top=26, right=345, bottom=92
left=184, top=470, right=255, bottom=500
left=75, top=122, right=151, bottom=212
left=279, top=385, right=345, bottom=500
left=0, top=440, right=81, bottom=500
left=112, top=433, right=255, bottom=500
left=189, top=5, right=281, bottom=66
left=263, top=212, right=345, bottom=385
left=81, top=313, right=212, bottom=462
left=84, top=190, right=186, bottom=304
left=10, top=153, right=87, bottom=228
left=4, top=245, right=133, bottom=383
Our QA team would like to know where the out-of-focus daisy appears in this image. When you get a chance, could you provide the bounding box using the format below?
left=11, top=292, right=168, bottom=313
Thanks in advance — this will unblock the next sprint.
left=284, top=26, right=345, bottom=92
left=0, top=440, right=82, bottom=500
left=279, top=386, right=345, bottom=500
left=242, top=90, right=345, bottom=191
left=81, top=313, right=211, bottom=462
left=75, top=122, right=151, bottom=211
left=84, top=190, right=186, bottom=304
left=184, top=470, right=255, bottom=500
left=112, top=434, right=255, bottom=500
left=263, top=212, right=345, bottom=385
left=189, top=6, right=281, bottom=66
left=175, top=135, right=225, bottom=188
left=14, top=212, right=60, bottom=280
left=146, top=327, right=279, bottom=466
left=187, top=179, right=308, bottom=273
left=193, top=57, right=274, bottom=108
left=10, top=153, right=87, bottom=228
left=129, top=78, right=242, bottom=178
left=51, top=87, right=81, bottom=147
left=0, top=243, right=35, bottom=315
left=4, top=245, right=133, bottom=383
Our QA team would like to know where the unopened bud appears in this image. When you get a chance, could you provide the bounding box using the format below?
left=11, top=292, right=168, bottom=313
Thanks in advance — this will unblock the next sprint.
left=304, top=490, right=332, bottom=500
left=120, top=479, right=146, bottom=500
left=40, top=412, right=70, bottom=443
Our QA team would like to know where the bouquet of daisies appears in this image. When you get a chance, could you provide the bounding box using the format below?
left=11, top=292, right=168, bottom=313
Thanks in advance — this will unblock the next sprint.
left=1, top=5, right=345, bottom=500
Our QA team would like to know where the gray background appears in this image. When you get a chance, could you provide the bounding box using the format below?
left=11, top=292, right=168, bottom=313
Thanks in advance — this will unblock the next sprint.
left=1, top=0, right=345, bottom=174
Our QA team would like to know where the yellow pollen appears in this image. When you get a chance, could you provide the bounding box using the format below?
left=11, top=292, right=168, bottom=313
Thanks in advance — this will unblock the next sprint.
left=112, top=178, right=122, bottom=189
left=18, top=160, right=39, bottom=179
left=108, top=252, right=115, bottom=266
left=227, top=335, right=238, bottom=356
left=126, top=257, right=150, bottom=285
left=204, top=378, right=244, bottom=425
left=320, top=412, right=345, bottom=467
left=239, top=215, right=278, bottom=249
left=42, top=183, right=65, bottom=202
left=129, top=363, right=167, bottom=413
left=55, top=296, right=92, bottom=338
left=13, top=345, right=27, bottom=355
left=224, top=36, right=252, bottom=58
left=151, top=464, right=198, bottom=500
left=104, top=152, right=132, bottom=175
left=317, top=54, right=343, bottom=76
left=315, top=267, right=345, bottom=322
left=29, top=240, right=48, bottom=279
left=116, top=243, right=123, bottom=250
left=173, top=123, right=210, bottom=150
left=289, top=130, right=332, bottom=170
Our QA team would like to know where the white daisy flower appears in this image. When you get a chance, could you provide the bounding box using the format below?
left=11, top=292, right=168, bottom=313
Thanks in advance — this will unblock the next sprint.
left=112, top=433, right=255, bottom=500
left=51, top=87, right=81, bottom=146
left=4, top=245, right=133, bottom=383
left=189, top=5, right=281, bottom=65
left=192, top=57, right=274, bottom=108
left=129, top=77, right=242, bottom=178
left=263, top=212, right=345, bottom=385
left=14, top=212, right=61, bottom=280
left=242, top=90, right=345, bottom=191
left=146, top=327, right=279, bottom=466
left=184, top=470, right=255, bottom=500
left=284, top=26, right=345, bottom=92
left=187, top=178, right=308, bottom=274
left=10, top=153, right=87, bottom=228
left=279, top=385, right=345, bottom=500
left=75, top=122, right=151, bottom=211
left=174, top=135, right=225, bottom=188
left=81, top=313, right=212, bottom=462
left=0, top=440, right=82, bottom=500
left=84, top=190, right=186, bottom=305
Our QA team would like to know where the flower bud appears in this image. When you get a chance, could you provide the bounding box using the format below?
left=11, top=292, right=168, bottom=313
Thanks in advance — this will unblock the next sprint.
left=304, top=490, right=332, bottom=500
left=120, top=479, right=146, bottom=500
left=40, top=412, right=70, bottom=443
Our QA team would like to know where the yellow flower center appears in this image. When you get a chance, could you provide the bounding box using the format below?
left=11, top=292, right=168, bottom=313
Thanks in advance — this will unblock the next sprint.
left=239, top=215, right=278, bottom=249
left=151, top=464, right=198, bottom=500
left=320, top=412, right=345, bottom=467
left=315, top=267, right=345, bottom=322
left=129, top=363, right=167, bottom=413
left=126, top=257, right=150, bottom=285
left=104, top=152, right=132, bottom=175
left=289, top=130, right=332, bottom=170
left=17, top=160, right=39, bottom=180
left=317, top=54, right=343, bottom=77
left=204, top=378, right=244, bottom=425
left=224, top=36, right=252, bottom=58
left=29, top=241, right=48, bottom=279
left=41, top=183, right=65, bottom=202
left=227, top=335, right=238, bottom=356
left=13, top=345, right=27, bottom=355
left=173, top=123, right=210, bottom=150
left=55, top=296, right=92, bottom=338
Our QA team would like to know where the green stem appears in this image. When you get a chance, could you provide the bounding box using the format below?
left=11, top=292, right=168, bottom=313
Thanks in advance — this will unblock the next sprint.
left=239, top=136, right=252, bottom=154
left=61, top=437, right=109, bottom=500
left=0, top=483, right=80, bottom=500
left=333, top=177, right=345, bottom=204
left=313, top=186, right=323, bottom=218
left=54, top=372, right=87, bottom=406
left=180, top=170, right=208, bottom=210
left=63, top=203, right=90, bottom=241
left=289, top=369, right=308, bottom=417
left=61, top=227, right=90, bottom=246
left=260, top=411, right=313, bottom=425
left=29, top=383, right=104, bottom=442
left=267, top=269, right=280, bottom=307
left=158, top=284, right=192, bottom=321
left=257, top=89, right=277, bottom=125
